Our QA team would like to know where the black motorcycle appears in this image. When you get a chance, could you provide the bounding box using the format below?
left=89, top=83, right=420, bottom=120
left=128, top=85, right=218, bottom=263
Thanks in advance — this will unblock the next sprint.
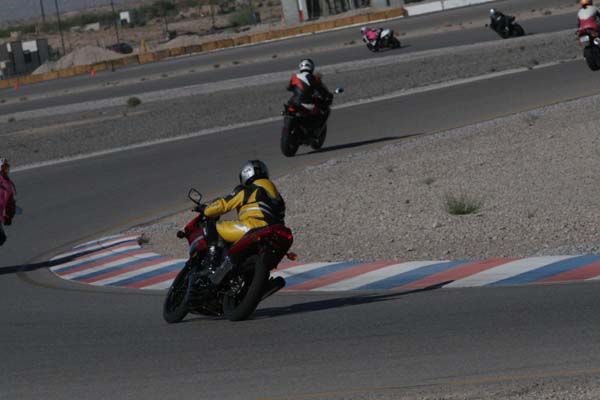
left=489, top=16, right=525, bottom=39
left=578, top=28, right=600, bottom=71
left=280, top=88, right=343, bottom=157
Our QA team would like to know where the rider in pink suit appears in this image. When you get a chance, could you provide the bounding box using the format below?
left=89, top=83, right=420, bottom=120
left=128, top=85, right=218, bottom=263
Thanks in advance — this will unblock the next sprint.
left=0, top=158, right=16, bottom=246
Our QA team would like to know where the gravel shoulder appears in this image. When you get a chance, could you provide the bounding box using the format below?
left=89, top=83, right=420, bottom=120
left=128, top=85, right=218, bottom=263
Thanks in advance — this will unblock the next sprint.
left=1, top=28, right=581, bottom=166
left=131, top=90, right=600, bottom=261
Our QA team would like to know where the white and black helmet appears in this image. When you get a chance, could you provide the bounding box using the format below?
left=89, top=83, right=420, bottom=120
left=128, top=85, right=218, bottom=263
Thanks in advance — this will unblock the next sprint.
left=239, top=160, right=269, bottom=186
left=489, top=8, right=496, bottom=16
left=298, top=58, right=315, bottom=73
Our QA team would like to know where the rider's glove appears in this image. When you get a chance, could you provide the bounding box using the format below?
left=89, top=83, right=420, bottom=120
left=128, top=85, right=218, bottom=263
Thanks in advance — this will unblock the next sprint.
left=194, top=204, right=207, bottom=214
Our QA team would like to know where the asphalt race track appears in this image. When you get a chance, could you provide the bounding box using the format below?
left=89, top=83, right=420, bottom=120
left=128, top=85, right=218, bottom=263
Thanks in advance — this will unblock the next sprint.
left=0, top=0, right=572, bottom=114
left=2, top=1, right=600, bottom=399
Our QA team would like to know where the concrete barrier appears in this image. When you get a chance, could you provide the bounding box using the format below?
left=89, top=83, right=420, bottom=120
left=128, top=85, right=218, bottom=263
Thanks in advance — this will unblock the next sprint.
left=405, top=1, right=442, bottom=16
left=443, top=0, right=493, bottom=9
left=138, top=52, right=156, bottom=64
left=184, top=44, right=204, bottom=54
left=169, top=47, right=186, bottom=57
left=234, top=35, right=252, bottom=45
left=122, top=55, right=139, bottom=66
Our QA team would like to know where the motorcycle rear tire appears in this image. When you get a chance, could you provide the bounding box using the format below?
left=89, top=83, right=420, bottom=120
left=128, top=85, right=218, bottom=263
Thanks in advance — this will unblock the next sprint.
left=281, top=118, right=299, bottom=157
left=310, top=124, right=327, bottom=150
left=510, top=24, right=525, bottom=37
left=584, top=46, right=600, bottom=71
left=163, top=262, right=192, bottom=323
left=222, top=255, right=269, bottom=321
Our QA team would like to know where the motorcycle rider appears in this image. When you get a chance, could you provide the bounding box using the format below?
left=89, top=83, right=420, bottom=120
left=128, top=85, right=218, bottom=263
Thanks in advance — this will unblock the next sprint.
left=199, top=160, right=286, bottom=285
left=489, top=8, right=515, bottom=34
left=578, top=0, right=600, bottom=33
left=0, top=158, right=16, bottom=247
left=287, top=58, right=333, bottom=122
left=360, top=26, right=382, bottom=48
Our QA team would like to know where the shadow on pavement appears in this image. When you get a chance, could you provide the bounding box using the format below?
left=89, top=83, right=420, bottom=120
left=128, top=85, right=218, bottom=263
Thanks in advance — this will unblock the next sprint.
left=302, top=136, right=402, bottom=155
left=253, top=280, right=453, bottom=319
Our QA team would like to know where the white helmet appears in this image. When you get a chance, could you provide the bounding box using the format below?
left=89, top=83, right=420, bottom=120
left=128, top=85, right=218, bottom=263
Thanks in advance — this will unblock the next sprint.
left=360, top=26, right=367, bottom=34
left=239, top=160, right=269, bottom=186
left=298, top=58, right=314, bottom=73
left=0, top=158, right=8, bottom=168
left=489, top=8, right=496, bottom=16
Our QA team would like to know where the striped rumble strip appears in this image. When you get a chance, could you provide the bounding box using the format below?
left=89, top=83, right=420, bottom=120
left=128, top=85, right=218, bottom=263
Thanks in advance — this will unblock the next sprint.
left=50, top=235, right=600, bottom=291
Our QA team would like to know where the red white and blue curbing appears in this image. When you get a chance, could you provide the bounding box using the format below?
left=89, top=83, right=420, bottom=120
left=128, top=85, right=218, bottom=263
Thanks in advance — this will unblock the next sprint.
left=50, top=234, right=600, bottom=291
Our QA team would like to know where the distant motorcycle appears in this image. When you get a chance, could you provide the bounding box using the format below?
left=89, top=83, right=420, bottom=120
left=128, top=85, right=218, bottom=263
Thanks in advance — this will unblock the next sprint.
left=489, top=16, right=525, bottom=39
left=280, top=87, right=343, bottom=157
left=362, top=28, right=401, bottom=52
left=577, top=28, right=600, bottom=71
left=163, top=189, right=294, bottom=322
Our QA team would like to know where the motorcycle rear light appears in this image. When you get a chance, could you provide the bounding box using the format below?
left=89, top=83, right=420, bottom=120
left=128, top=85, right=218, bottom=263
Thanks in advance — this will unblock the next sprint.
left=288, top=106, right=295, bottom=112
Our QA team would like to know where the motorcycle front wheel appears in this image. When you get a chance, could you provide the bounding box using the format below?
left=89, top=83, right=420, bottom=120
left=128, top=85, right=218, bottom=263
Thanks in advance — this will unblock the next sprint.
left=222, top=255, right=269, bottom=321
left=281, top=117, right=300, bottom=157
left=163, top=261, right=192, bottom=323
left=310, top=124, right=327, bottom=150
left=391, top=37, right=401, bottom=49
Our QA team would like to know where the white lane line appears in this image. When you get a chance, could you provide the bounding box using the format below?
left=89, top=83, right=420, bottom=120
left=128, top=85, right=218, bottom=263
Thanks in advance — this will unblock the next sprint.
left=60, top=252, right=159, bottom=280
left=446, top=256, right=579, bottom=287
left=317, top=261, right=443, bottom=291
left=271, top=263, right=336, bottom=279
left=12, top=61, right=564, bottom=174
left=90, top=259, right=181, bottom=286
left=51, top=235, right=140, bottom=260
left=50, top=244, right=141, bottom=273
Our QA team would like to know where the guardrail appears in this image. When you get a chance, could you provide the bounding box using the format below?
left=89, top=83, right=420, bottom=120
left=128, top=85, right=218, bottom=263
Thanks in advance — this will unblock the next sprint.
left=0, top=7, right=405, bottom=90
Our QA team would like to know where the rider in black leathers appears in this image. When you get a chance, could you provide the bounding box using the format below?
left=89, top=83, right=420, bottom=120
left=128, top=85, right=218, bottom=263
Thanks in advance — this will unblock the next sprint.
left=489, top=8, right=515, bottom=35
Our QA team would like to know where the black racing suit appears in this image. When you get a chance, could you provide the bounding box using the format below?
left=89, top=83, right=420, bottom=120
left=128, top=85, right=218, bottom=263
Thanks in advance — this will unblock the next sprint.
left=490, top=12, right=514, bottom=35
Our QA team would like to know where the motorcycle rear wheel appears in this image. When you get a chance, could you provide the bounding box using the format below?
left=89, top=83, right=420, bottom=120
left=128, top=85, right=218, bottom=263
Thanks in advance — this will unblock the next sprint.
left=510, top=24, right=525, bottom=37
left=222, top=255, right=269, bottom=321
left=584, top=46, right=600, bottom=71
left=163, top=262, right=192, bottom=323
left=281, top=118, right=300, bottom=157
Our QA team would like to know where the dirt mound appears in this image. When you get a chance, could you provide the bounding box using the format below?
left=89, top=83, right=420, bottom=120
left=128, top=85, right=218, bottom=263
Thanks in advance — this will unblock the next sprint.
left=33, top=46, right=123, bottom=74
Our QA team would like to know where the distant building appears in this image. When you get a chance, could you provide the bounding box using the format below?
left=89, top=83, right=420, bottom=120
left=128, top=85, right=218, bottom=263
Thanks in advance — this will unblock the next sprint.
left=0, top=39, right=50, bottom=78
left=84, top=22, right=101, bottom=32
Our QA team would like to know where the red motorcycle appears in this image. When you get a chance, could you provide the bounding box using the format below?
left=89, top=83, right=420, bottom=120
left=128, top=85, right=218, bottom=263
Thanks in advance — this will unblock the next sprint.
left=280, top=87, right=344, bottom=157
left=163, top=189, right=294, bottom=322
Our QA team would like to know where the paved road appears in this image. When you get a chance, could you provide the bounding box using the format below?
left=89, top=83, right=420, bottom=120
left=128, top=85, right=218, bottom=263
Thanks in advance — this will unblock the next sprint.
left=0, top=0, right=573, bottom=115
left=2, top=0, right=599, bottom=397
left=4, top=60, right=600, bottom=268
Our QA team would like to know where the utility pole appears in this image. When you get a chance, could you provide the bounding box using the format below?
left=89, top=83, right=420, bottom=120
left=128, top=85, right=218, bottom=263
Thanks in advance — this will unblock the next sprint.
left=162, top=2, right=170, bottom=38
left=110, top=0, right=121, bottom=44
left=40, top=0, right=47, bottom=24
left=53, top=0, right=66, bottom=56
